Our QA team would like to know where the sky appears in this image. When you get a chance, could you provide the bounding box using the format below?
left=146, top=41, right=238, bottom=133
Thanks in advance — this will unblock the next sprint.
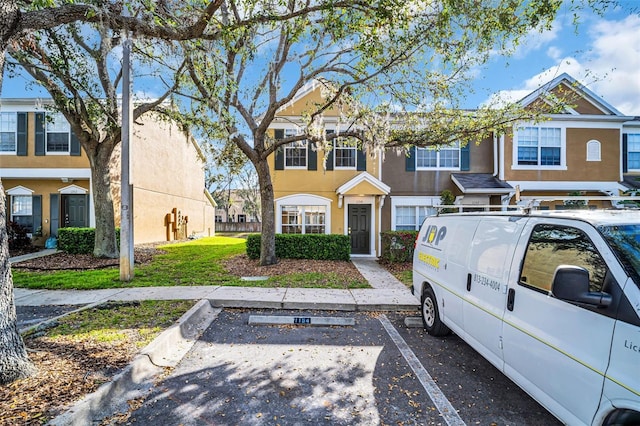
left=2, top=1, right=639, bottom=117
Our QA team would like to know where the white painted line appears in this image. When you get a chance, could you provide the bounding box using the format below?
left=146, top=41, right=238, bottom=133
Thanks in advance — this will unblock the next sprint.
left=248, top=315, right=355, bottom=326
left=379, top=315, right=466, bottom=426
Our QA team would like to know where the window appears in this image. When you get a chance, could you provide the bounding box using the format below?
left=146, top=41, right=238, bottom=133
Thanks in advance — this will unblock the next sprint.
left=520, top=224, right=607, bottom=293
left=334, top=138, right=357, bottom=168
left=11, top=195, right=33, bottom=232
left=46, top=112, right=71, bottom=153
left=416, top=142, right=460, bottom=169
left=586, top=140, right=601, bottom=161
left=628, top=134, right=640, bottom=170
left=395, top=206, right=435, bottom=230
left=0, top=112, right=17, bottom=153
left=281, top=205, right=326, bottom=234
left=237, top=214, right=246, bottom=223
left=517, top=127, right=561, bottom=166
left=215, top=215, right=223, bottom=223
left=284, top=128, right=307, bottom=168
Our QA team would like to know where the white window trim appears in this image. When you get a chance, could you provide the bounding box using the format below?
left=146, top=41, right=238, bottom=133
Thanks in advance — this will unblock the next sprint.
left=512, top=124, right=567, bottom=171
left=586, top=140, right=601, bottom=162
left=627, top=133, right=640, bottom=172
left=415, top=146, right=461, bottom=171
left=334, top=139, right=357, bottom=170
left=0, top=112, right=17, bottom=155
left=390, top=196, right=440, bottom=231
left=275, top=194, right=332, bottom=234
left=45, top=112, right=71, bottom=155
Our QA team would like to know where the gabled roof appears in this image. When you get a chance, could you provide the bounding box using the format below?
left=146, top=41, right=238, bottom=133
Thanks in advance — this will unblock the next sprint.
left=336, top=172, right=390, bottom=196
left=518, top=73, right=625, bottom=116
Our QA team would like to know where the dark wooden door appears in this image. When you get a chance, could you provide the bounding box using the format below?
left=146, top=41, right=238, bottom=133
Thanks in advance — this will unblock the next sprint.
left=348, top=205, right=370, bottom=254
left=63, top=194, right=87, bottom=227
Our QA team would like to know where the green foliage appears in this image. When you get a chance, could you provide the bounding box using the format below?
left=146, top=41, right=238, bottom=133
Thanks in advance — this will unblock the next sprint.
left=57, top=227, right=120, bottom=254
left=7, top=221, right=33, bottom=250
left=380, top=231, right=419, bottom=263
left=246, top=234, right=351, bottom=261
left=440, top=189, right=457, bottom=213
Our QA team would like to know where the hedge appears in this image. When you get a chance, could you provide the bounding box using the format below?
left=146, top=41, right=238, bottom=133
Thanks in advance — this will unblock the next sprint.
left=58, top=227, right=120, bottom=254
left=380, top=230, right=419, bottom=263
left=246, top=233, right=351, bottom=261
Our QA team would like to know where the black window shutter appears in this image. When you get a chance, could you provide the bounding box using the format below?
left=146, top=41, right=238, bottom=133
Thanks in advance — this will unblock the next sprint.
left=35, top=112, right=45, bottom=155
left=622, top=134, right=628, bottom=173
left=460, top=143, right=470, bottom=171
left=274, top=129, right=284, bottom=170
left=50, top=194, right=59, bottom=236
left=325, top=130, right=334, bottom=170
left=32, top=195, right=42, bottom=234
left=70, top=130, right=81, bottom=156
left=405, top=146, right=416, bottom=171
left=17, top=112, right=27, bottom=155
left=308, top=141, right=317, bottom=170
left=357, top=148, right=366, bottom=171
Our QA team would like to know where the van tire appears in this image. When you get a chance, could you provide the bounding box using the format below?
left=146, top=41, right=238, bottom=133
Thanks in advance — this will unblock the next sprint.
left=421, top=286, right=450, bottom=336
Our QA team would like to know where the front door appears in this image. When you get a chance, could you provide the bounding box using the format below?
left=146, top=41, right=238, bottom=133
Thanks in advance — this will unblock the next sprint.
left=348, top=204, right=370, bottom=255
left=62, top=194, right=88, bottom=227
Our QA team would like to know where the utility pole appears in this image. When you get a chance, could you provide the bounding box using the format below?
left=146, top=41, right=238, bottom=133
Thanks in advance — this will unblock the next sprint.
left=120, top=38, right=134, bottom=281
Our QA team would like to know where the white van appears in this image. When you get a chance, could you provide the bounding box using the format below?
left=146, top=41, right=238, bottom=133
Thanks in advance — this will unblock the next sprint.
left=412, top=210, right=640, bottom=426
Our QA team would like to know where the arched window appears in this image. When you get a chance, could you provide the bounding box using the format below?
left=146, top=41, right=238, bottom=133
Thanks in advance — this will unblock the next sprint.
left=586, top=140, right=601, bottom=161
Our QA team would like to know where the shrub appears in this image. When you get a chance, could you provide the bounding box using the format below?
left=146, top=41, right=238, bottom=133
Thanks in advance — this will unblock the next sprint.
left=380, top=230, right=418, bottom=263
left=7, top=221, right=33, bottom=251
left=246, top=233, right=351, bottom=261
left=58, top=228, right=121, bottom=254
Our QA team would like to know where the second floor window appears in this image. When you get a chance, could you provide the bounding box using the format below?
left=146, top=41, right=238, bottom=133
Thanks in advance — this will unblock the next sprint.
left=46, top=112, right=71, bottom=153
left=416, top=142, right=460, bottom=169
left=517, top=126, right=561, bottom=166
left=628, top=133, right=640, bottom=170
left=284, top=129, right=307, bottom=168
left=334, top=138, right=356, bottom=168
left=0, top=112, right=16, bottom=153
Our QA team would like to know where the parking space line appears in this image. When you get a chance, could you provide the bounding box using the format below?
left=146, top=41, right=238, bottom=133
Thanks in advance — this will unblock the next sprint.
left=379, top=315, right=466, bottom=426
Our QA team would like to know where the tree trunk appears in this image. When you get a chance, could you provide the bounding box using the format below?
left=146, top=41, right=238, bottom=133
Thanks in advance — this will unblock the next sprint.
left=88, top=143, right=119, bottom=258
left=0, top=182, right=36, bottom=385
left=255, top=158, right=277, bottom=266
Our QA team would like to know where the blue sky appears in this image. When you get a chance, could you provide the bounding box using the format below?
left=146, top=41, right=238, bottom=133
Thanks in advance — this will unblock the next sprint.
left=3, top=1, right=639, bottom=117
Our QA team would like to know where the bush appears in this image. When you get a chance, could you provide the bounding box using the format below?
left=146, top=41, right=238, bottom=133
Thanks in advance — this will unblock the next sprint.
left=7, top=221, right=33, bottom=251
left=58, top=228, right=121, bottom=254
left=246, top=233, right=351, bottom=261
left=380, top=230, right=419, bottom=263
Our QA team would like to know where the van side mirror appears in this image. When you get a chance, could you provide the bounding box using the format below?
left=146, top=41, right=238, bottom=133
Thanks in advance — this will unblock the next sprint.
left=551, top=265, right=612, bottom=308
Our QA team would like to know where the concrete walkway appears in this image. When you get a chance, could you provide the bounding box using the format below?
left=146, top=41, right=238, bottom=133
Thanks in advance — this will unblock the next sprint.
left=12, top=253, right=418, bottom=311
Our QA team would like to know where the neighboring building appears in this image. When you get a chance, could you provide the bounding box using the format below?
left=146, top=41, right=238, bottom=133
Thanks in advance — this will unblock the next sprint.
left=214, top=189, right=260, bottom=223
left=1, top=98, right=216, bottom=245
left=269, top=81, right=390, bottom=257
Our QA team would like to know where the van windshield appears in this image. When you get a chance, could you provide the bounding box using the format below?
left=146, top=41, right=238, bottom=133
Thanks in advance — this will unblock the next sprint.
left=600, top=224, right=640, bottom=288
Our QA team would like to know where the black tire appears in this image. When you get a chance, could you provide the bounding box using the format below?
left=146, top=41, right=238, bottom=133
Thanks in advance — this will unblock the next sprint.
left=421, top=285, right=450, bottom=336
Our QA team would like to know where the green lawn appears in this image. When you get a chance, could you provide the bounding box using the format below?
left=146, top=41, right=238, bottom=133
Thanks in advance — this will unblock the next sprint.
left=13, top=236, right=369, bottom=290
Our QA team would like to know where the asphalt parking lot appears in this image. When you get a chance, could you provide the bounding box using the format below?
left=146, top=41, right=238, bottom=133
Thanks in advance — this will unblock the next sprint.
left=125, top=309, right=560, bottom=425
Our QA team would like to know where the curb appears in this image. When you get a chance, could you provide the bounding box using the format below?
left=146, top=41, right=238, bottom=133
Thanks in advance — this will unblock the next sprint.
left=48, top=299, right=219, bottom=426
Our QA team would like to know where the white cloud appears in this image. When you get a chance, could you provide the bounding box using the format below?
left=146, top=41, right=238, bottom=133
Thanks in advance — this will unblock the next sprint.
left=485, top=14, right=640, bottom=115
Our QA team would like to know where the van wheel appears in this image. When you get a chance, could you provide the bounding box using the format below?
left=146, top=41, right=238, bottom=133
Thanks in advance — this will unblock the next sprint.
left=421, top=286, right=450, bottom=337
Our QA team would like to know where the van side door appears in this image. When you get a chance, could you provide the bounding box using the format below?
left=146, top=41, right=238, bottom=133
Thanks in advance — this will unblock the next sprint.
left=502, top=219, right=619, bottom=425
left=462, top=216, right=527, bottom=370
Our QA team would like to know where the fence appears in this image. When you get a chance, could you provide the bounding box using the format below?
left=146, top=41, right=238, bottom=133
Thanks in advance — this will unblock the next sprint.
left=216, top=222, right=262, bottom=233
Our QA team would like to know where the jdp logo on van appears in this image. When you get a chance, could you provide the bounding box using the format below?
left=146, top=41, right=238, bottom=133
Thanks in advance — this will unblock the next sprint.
left=422, top=225, right=447, bottom=246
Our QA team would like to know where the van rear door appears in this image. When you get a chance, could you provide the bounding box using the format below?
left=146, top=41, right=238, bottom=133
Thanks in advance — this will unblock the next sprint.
left=502, top=218, right=618, bottom=425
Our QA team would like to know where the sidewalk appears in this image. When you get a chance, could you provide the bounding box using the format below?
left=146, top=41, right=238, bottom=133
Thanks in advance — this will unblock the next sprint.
left=12, top=255, right=419, bottom=311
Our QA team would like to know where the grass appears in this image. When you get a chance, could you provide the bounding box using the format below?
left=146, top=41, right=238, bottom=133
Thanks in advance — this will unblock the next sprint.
left=394, top=270, right=413, bottom=288
left=13, top=236, right=370, bottom=290
left=37, top=300, right=196, bottom=348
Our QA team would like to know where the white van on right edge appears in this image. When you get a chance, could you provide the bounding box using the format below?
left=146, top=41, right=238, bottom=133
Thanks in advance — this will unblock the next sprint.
left=412, top=210, right=640, bottom=426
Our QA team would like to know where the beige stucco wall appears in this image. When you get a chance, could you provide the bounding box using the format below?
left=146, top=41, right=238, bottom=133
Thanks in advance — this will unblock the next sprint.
left=112, top=114, right=215, bottom=243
